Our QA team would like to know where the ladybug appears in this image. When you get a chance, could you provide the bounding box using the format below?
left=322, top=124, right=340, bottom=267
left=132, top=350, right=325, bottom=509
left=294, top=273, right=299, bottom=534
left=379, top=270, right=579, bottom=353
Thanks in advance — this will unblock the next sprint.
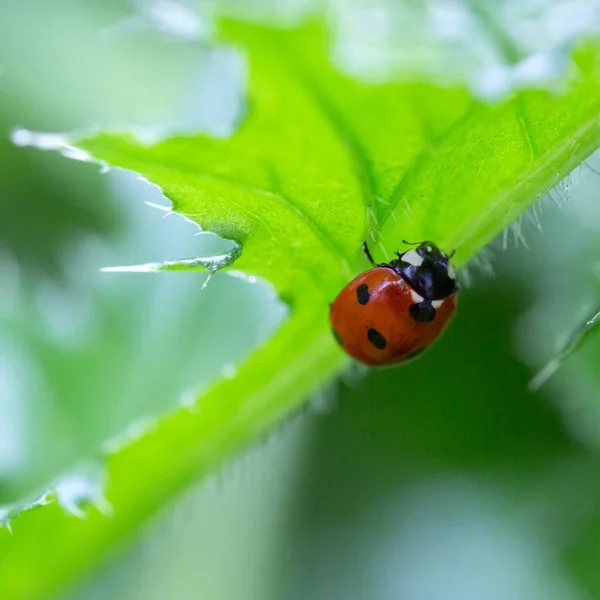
left=329, top=240, right=458, bottom=366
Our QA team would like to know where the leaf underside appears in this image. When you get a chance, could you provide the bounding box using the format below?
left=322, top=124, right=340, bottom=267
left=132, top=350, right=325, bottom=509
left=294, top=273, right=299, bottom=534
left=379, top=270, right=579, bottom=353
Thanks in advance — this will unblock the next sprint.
left=2, top=16, right=600, bottom=600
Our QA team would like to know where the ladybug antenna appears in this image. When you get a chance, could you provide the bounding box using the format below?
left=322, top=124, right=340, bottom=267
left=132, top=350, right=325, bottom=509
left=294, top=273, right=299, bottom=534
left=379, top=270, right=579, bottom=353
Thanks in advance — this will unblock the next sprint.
left=402, top=239, right=425, bottom=246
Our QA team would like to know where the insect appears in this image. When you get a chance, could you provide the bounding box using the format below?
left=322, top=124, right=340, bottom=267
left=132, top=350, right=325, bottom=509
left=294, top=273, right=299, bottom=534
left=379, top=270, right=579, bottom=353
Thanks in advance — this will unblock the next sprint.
left=329, top=240, right=458, bottom=366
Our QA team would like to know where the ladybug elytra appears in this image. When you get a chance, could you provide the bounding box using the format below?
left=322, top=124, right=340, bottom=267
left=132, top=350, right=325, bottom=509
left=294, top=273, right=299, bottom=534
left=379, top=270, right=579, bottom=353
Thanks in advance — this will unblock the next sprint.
left=329, top=240, right=458, bottom=366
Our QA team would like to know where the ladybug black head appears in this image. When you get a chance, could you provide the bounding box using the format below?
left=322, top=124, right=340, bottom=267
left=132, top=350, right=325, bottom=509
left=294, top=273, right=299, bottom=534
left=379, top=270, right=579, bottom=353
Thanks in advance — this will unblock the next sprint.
left=389, top=241, right=458, bottom=300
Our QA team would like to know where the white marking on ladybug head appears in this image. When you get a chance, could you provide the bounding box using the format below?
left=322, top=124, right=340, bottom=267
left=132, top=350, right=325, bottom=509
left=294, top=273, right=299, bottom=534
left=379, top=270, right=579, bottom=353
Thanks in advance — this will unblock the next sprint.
left=411, top=290, right=424, bottom=303
left=403, top=249, right=424, bottom=267
left=447, top=263, right=456, bottom=280
left=432, top=300, right=444, bottom=308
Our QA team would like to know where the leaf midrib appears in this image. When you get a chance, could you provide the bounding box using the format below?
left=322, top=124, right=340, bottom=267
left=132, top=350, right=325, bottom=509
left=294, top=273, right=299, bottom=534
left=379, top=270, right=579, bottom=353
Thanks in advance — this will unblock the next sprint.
left=447, top=110, right=600, bottom=256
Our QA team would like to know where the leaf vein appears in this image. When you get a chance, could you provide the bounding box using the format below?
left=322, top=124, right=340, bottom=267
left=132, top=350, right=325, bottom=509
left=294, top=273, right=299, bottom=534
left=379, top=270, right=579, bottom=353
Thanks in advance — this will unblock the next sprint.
left=281, top=48, right=378, bottom=239
left=126, top=156, right=353, bottom=275
left=267, top=164, right=353, bottom=279
left=381, top=101, right=478, bottom=228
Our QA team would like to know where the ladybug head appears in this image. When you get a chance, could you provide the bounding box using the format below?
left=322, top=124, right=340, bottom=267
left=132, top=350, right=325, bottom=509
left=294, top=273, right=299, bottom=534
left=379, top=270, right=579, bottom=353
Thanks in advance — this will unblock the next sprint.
left=390, top=241, right=458, bottom=300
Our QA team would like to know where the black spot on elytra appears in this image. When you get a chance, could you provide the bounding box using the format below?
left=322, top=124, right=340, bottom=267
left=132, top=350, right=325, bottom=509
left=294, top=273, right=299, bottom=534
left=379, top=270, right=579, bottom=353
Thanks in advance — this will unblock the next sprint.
left=409, top=302, right=436, bottom=323
left=332, top=329, right=343, bottom=346
left=367, top=328, right=386, bottom=350
left=406, top=348, right=424, bottom=361
left=356, top=283, right=370, bottom=305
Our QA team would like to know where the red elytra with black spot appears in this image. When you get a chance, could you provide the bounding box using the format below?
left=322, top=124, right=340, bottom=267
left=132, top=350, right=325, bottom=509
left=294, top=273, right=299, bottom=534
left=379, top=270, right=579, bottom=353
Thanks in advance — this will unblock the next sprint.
left=329, top=241, right=458, bottom=366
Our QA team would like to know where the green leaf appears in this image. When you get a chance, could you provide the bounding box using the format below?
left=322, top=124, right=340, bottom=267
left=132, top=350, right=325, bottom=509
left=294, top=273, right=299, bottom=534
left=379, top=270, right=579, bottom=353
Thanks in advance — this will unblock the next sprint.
left=101, top=244, right=242, bottom=273
left=2, top=15, right=600, bottom=600
left=530, top=301, right=600, bottom=391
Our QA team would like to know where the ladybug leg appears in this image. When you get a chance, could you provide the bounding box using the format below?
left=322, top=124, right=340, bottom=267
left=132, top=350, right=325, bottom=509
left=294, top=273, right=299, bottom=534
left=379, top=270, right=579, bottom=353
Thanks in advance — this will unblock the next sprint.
left=363, top=240, right=389, bottom=267
left=362, top=240, right=376, bottom=265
